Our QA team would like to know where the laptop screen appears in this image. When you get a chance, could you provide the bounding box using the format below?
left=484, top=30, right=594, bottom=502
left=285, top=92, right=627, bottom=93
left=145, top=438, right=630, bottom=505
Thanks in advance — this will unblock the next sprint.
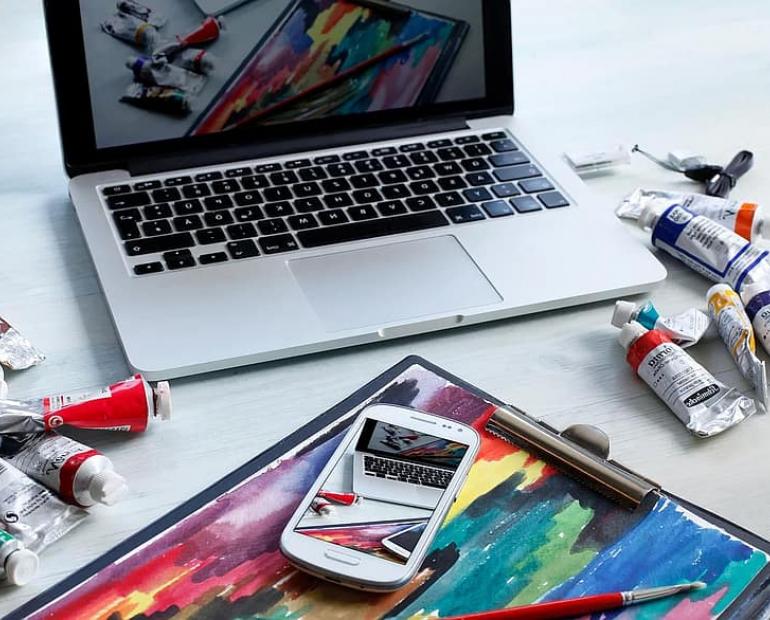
left=81, top=0, right=487, bottom=149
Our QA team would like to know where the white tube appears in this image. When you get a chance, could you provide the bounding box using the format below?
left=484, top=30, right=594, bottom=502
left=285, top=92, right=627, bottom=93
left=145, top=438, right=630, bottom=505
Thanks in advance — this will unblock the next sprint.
left=612, top=299, right=710, bottom=348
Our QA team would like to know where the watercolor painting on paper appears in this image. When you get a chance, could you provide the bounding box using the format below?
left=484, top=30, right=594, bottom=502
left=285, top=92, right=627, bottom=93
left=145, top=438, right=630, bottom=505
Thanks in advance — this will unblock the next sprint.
left=22, top=361, right=770, bottom=619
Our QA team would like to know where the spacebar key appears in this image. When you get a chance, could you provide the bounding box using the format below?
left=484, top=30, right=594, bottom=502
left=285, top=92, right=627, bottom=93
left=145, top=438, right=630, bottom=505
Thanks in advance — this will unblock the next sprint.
left=125, top=233, right=195, bottom=256
left=298, top=211, right=450, bottom=248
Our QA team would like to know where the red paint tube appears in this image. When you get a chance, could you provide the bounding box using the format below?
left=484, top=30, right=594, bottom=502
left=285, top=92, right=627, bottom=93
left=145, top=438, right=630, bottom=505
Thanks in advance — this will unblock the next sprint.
left=318, top=491, right=362, bottom=506
left=0, top=375, right=171, bottom=435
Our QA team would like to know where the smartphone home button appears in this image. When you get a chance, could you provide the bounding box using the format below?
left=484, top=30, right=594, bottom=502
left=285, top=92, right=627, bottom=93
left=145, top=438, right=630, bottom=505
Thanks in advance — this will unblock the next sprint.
left=324, top=550, right=361, bottom=566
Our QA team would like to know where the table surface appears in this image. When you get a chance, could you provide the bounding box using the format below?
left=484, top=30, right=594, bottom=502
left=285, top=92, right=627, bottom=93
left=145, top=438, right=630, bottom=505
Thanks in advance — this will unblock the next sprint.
left=3, top=0, right=770, bottom=614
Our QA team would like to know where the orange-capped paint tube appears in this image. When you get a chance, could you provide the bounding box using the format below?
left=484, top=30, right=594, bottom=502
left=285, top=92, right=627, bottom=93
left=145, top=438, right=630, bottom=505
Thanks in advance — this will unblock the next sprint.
left=619, top=323, right=755, bottom=437
left=0, top=375, right=171, bottom=435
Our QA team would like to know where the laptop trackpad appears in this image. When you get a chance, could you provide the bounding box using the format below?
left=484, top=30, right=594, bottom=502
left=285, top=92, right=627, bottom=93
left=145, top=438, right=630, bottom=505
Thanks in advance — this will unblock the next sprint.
left=288, top=236, right=502, bottom=332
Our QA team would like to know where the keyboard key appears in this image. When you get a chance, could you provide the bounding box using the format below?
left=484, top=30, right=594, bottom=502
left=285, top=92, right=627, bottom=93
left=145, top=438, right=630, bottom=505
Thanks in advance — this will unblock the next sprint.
left=133, top=180, right=161, bottom=191
left=164, top=176, right=193, bottom=186
left=199, top=252, right=228, bottom=264
left=446, top=205, right=485, bottom=223
left=463, top=143, right=492, bottom=157
left=490, top=152, right=529, bottom=167
left=343, top=150, right=369, bottom=161
left=348, top=205, right=379, bottom=221
left=164, top=250, right=196, bottom=269
left=142, top=220, right=172, bottom=237
left=144, top=203, right=172, bottom=219
left=258, top=218, right=289, bottom=235
left=376, top=200, right=407, bottom=216
left=434, top=162, right=463, bottom=176
left=383, top=154, right=410, bottom=169
left=125, top=233, right=195, bottom=256
left=427, top=138, right=452, bottom=148
left=406, top=166, right=435, bottom=181
left=492, top=183, right=521, bottom=198
left=437, top=147, right=465, bottom=161
left=379, top=170, right=408, bottom=185
left=293, top=182, right=322, bottom=198
left=322, top=178, right=351, bottom=193
left=520, top=178, right=555, bottom=193
left=324, top=193, right=354, bottom=209
left=511, top=196, right=543, bottom=213
left=195, top=171, right=223, bottom=182
left=318, top=209, right=349, bottom=225
left=463, top=187, right=493, bottom=202
left=106, top=192, right=151, bottom=210
left=134, top=262, right=163, bottom=275
left=482, top=200, right=514, bottom=218
left=263, top=187, right=292, bottom=202
left=354, top=159, right=384, bottom=173
left=227, top=240, right=260, bottom=259
left=211, top=179, right=240, bottom=194
left=263, top=202, right=292, bottom=218
left=455, top=135, right=480, bottom=145
left=114, top=218, right=141, bottom=240
left=173, top=215, right=204, bottom=231
left=204, top=211, right=234, bottom=227
left=539, top=191, right=570, bottom=208
left=113, top=208, right=142, bottom=224
left=285, top=158, right=311, bottom=169
left=152, top=187, right=181, bottom=203
left=382, top=184, right=410, bottom=200
left=173, top=199, right=203, bottom=215
left=227, top=223, right=258, bottom=239
left=259, top=234, right=299, bottom=254
left=102, top=184, right=131, bottom=196
left=372, top=146, right=397, bottom=156
left=399, top=142, right=425, bottom=153
left=328, top=163, right=355, bottom=177
left=495, top=165, right=542, bottom=182
left=297, top=211, right=449, bottom=248
left=350, top=173, right=378, bottom=189
left=406, top=196, right=437, bottom=211
left=182, top=183, right=211, bottom=198
left=256, top=162, right=281, bottom=173
left=353, top=188, right=382, bottom=204
left=299, top=166, right=327, bottom=182
left=482, top=131, right=507, bottom=140
left=234, top=206, right=265, bottom=221
left=234, top=191, right=263, bottom=206
left=241, top=175, right=269, bottom=190
left=289, top=214, right=319, bottom=230
left=315, top=154, right=340, bottom=165
left=491, top=139, right=517, bottom=152
left=461, top=158, right=490, bottom=172
left=294, top=197, right=324, bottom=213
left=409, top=180, right=439, bottom=195
left=271, top=171, right=299, bottom=186
left=196, top=228, right=227, bottom=245
left=204, top=195, right=234, bottom=211
left=225, top=167, right=251, bottom=177
left=436, top=192, right=464, bottom=207
left=410, top=151, right=438, bottom=165
left=438, top=176, right=467, bottom=191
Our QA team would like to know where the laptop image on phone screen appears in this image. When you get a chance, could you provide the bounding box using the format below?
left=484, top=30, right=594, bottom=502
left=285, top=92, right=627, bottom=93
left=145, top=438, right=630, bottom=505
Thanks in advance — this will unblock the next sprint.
left=43, top=0, right=665, bottom=379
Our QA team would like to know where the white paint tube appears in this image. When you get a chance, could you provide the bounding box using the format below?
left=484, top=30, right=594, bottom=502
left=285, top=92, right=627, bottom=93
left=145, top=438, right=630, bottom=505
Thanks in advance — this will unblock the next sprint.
left=0, top=459, right=86, bottom=553
left=612, top=299, right=710, bottom=348
left=619, top=323, right=756, bottom=437
left=618, top=188, right=769, bottom=242
left=706, top=284, right=768, bottom=413
left=637, top=202, right=770, bottom=294
left=742, top=282, right=770, bottom=357
left=0, top=530, right=38, bottom=586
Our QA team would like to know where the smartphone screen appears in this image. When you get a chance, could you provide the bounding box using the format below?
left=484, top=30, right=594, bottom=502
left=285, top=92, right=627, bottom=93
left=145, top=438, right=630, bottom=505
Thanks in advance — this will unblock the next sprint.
left=294, top=418, right=470, bottom=564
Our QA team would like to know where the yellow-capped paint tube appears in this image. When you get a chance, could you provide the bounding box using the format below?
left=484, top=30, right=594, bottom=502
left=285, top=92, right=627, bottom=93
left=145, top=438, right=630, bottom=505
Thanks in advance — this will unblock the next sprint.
left=706, top=284, right=768, bottom=413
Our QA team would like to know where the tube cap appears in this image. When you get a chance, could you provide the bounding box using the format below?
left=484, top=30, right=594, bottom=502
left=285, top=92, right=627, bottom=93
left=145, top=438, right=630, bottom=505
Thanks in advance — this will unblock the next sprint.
left=89, top=470, right=128, bottom=506
left=637, top=203, right=659, bottom=231
left=618, top=322, right=648, bottom=351
left=612, top=301, right=638, bottom=328
left=740, top=282, right=769, bottom=306
left=154, top=381, right=172, bottom=420
left=707, top=283, right=732, bottom=300
left=5, top=548, right=39, bottom=586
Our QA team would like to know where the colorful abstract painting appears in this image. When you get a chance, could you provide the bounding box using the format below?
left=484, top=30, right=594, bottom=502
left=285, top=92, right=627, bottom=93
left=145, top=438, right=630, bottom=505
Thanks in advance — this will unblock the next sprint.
left=20, top=361, right=770, bottom=619
left=192, top=0, right=466, bottom=134
left=298, top=520, right=423, bottom=563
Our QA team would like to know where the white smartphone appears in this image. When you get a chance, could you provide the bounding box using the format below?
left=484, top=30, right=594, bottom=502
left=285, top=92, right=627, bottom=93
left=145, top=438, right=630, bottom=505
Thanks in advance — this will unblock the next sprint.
left=280, top=403, right=480, bottom=591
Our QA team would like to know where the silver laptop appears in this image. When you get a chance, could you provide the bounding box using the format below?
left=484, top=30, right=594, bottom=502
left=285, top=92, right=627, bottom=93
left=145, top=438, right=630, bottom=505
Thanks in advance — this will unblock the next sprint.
left=44, top=0, right=665, bottom=380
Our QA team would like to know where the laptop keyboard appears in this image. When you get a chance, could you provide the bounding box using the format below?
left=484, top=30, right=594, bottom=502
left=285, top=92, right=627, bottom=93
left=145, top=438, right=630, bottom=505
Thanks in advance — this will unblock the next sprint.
left=363, top=454, right=452, bottom=489
left=100, top=130, right=570, bottom=276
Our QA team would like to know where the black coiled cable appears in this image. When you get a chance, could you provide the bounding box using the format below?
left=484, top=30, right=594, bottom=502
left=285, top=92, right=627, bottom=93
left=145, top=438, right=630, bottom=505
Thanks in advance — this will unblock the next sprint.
left=684, top=150, right=754, bottom=198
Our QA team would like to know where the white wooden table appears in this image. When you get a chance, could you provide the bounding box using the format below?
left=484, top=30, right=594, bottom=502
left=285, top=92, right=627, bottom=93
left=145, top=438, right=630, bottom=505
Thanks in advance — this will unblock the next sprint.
left=2, top=0, right=770, bottom=614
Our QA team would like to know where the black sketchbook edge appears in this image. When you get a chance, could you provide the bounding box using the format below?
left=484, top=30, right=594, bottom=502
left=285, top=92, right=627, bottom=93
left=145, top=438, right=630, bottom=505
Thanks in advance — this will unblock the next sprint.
left=9, top=355, right=770, bottom=619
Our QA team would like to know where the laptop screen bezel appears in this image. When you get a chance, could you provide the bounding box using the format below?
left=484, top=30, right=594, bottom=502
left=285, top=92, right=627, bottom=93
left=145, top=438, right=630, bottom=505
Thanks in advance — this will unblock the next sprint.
left=43, top=0, right=514, bottom=177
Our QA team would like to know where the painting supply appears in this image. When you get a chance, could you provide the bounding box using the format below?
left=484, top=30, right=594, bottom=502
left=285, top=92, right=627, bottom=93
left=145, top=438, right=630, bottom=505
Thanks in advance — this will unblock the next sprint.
left=0, top=529, right=39, bottom=586
left=121, top=83, right=191, bottom=116
left=619, top=322, right=756, bottom=437
left=154, top=16, right=225, bottom=58
left=611, top=299, right=710, bottom=348
left=0, top=374, right=171, bottom=435
left=317, top=491, right=361, bottom=506
left=310, top=498, right=333, bottom=516
left=101, top=13, right=159, bottom=51
left=0, top=316, right=45, bottom=370
left=618, top=188, right=769, bottom=242
left=742, top=282, right=770, bottom=358
left=0, top=458, right=86, bottom=553
left=172, top=48, right=216, bottom=75
left=117, top=0, right=166, bottom=28
left=636, top=201, right=770, bottom=293
left=442, top=582, right=706, bottom=620
left=127, top=56, right=205, bottom=94
left=4, top=433, right=128, bottom=507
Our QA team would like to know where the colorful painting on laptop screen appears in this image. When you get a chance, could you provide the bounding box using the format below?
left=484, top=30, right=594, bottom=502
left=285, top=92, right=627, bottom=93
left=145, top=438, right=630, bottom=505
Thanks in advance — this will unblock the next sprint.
left=25, top=365, right=770, bottom=619
left=192, top=0, right=467, bottom=134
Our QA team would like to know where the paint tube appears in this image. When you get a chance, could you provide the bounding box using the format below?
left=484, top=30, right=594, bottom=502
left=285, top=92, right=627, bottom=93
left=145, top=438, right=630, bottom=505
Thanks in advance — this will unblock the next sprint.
left=318, top=491, right=362, bottom=506
left=121, top=83, right=191, bottom=117
left=311, top=498, right=333, bottom=515
left=741, top=282, right=770, bottom=358
left=127, top=56, right=205, bottom=94
left=171, top=48, right=216, bottom=75
left=637, top=201, right=770, bottom=294
left=0, top=459, right=86, bottom=553
left=101, top=13, right=159, bottom=51
left=0, top=374, right=171, bottom=435
left=612, top=300, right=710, bottom=348
left=117, top=0, right=167, bottom=28
left=619, top=322, right=755, bottom=437
left=153, top=16, right=225, bottom=58
left=706, top=284, right=768, bottom=412
left=0, top=529, right=38, bottom=586
left=0, top=316, right=45, bottom=371
left=618, top=188, right=769, bottom=242
left=4, top=433, right=128, bottom=507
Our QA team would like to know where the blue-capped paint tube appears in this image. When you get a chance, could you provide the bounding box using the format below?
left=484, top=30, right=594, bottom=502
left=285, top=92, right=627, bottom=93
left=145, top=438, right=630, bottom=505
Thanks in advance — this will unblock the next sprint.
left=637, top=202, right=770, bottom=293
left=612, top=299, right=710, bottom=348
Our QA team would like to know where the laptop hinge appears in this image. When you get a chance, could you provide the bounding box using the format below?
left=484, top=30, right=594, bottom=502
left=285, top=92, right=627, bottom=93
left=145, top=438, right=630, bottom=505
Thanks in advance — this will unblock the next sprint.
left=128, top=117, right=470, bottom=176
